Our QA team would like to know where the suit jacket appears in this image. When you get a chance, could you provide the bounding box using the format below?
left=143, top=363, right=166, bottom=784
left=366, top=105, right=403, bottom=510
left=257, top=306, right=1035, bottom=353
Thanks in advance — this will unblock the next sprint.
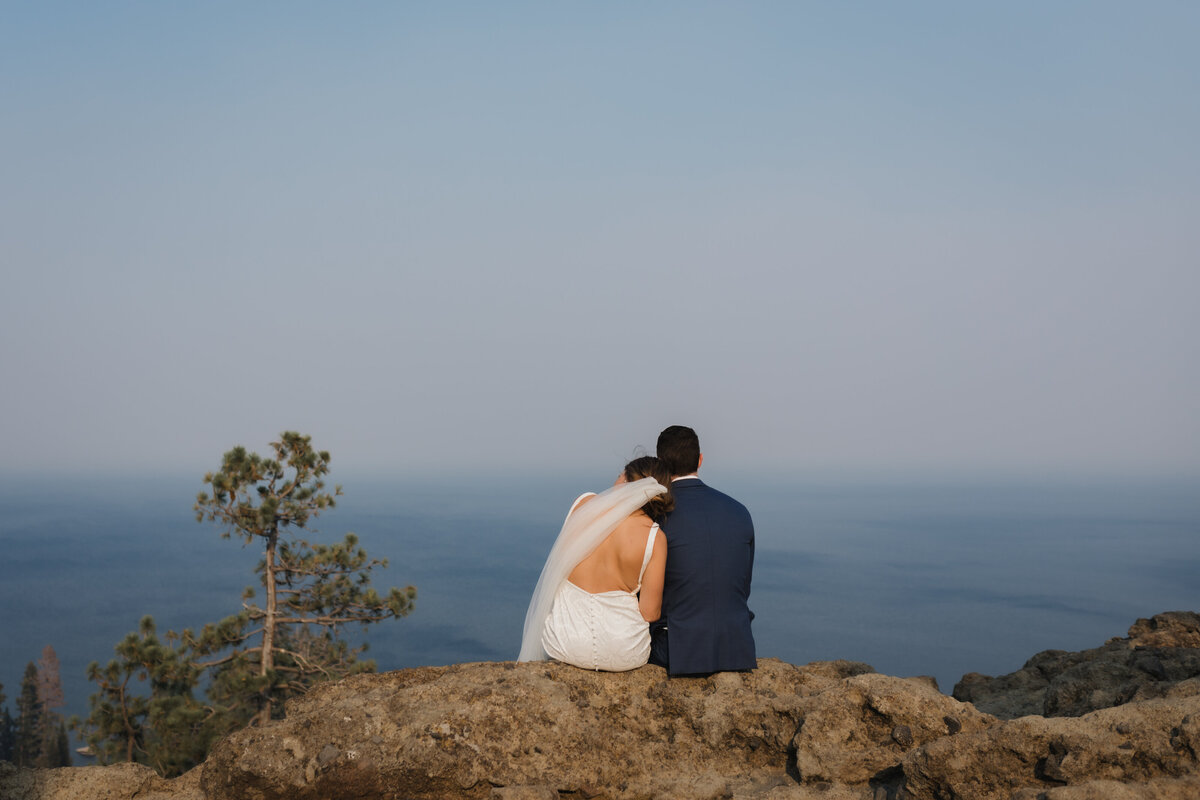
left=650, top=477, right=756, bottom=674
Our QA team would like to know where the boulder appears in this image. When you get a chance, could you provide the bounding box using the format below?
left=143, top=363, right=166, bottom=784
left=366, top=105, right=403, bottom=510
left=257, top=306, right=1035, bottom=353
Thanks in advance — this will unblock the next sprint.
left=790, top=673, right=993, bottom=789
left=0, top=760, right=202, bottom=800
left=1128, top=612, right=1200, bottom=649
left=901, top=692, right=1200, bottom=800
left=200, top=658, right=874, bottom=800
left=953, top=611, right=1200, bottom=719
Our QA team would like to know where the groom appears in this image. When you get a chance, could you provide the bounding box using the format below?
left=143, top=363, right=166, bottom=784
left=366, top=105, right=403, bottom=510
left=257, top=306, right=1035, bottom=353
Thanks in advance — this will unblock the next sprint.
left=649, top=425, right=756, bottom=675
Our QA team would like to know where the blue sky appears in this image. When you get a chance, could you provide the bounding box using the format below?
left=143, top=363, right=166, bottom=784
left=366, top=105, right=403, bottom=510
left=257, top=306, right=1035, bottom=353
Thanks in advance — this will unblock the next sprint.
left=2, top=2, right=1197, bottom=479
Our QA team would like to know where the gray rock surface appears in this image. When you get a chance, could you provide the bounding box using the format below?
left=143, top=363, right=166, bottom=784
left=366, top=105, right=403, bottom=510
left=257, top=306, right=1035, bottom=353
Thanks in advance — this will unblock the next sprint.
left=954, top=611, right=1200, bottom=719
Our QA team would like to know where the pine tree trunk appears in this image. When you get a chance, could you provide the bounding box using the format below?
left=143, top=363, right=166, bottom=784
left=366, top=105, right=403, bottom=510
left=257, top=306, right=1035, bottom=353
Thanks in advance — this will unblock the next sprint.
left=259, top=531, right=278, bottom=725
left=120, top=684, right=136, bottom=763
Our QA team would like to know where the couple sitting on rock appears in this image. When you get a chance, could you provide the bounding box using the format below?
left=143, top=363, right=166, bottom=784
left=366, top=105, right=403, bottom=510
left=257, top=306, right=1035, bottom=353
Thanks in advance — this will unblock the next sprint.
left=519, top=425, right=756, bottom=676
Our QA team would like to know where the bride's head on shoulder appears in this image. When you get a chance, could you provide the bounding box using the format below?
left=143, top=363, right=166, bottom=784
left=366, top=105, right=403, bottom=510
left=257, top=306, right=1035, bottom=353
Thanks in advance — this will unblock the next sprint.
left=620, top=456, right=675, bottom=522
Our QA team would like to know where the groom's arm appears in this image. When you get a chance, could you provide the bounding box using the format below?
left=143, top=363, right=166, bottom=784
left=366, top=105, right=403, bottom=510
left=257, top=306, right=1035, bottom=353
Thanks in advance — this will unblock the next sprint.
left=745, top=514, right=755, bottom=619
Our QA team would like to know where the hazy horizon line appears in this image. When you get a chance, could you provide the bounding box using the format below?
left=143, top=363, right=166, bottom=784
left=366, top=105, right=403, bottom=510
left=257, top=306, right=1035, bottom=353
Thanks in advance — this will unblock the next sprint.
left=2, top=463, right=1197, bottom=490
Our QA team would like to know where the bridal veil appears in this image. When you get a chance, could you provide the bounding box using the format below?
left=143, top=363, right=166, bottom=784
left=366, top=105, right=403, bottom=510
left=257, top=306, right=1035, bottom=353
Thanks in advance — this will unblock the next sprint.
left=518, top=477, right=667, bottom=662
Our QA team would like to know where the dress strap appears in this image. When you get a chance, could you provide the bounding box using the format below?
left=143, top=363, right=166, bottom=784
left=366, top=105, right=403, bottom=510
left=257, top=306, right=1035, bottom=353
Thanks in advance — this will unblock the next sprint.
left=635, top=523, right=659, bottom=589
left=566, top=492, right=596, bottom=518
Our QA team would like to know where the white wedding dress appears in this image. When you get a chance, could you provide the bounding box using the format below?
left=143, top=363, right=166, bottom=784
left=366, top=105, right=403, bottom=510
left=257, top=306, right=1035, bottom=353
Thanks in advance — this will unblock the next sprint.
left=518, top=478, right=667, bottom=670
left=541, top=522, right=658, bottom=671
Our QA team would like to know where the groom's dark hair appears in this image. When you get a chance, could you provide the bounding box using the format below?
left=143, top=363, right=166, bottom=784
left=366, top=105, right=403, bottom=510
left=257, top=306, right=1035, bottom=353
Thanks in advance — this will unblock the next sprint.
left=656, top=425, right=700, bottom=477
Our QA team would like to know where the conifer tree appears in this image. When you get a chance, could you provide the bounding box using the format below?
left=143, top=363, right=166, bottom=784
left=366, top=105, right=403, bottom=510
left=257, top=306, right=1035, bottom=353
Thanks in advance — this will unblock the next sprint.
left=75, top=617, right=208, bottom=776
left=189, top=431, right=415, bottom=725
left=0, top=682, right=13, bottom=763
left=78, top=432, right=415, bottom=776
left=0, top=708, right=14, bottom=764
left=15, top=662, right=42, bottom=767
left=35, top=645, right=70, bottom=767
left=51, top=722, right=72, bottom=768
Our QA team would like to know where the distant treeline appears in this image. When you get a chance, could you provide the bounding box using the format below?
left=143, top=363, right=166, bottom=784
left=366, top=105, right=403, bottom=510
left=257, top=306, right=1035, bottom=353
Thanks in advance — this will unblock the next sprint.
left=0, top=645, right=71, bottom=768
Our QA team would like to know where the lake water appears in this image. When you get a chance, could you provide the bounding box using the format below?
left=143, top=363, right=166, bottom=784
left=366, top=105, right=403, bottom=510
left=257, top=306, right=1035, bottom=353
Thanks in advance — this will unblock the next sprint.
left=1, top=471, right=1197, bottom=731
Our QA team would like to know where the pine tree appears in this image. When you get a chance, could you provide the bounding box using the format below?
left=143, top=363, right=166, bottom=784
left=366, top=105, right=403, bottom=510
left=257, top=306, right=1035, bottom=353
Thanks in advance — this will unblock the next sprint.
left=78, top=432, right=415, bottom=776
left=15, top=662, right=42, bottom=767
left=0, top=682, right=13, bottom=763
left=35, top=647, right=64, bottom=714
left=35, top=645, right=70, bottom=767
left=51, top=722, right=72, bottom=768
left=0, top=708, right=15, bottom=764
left=75, top=617, right=208, bottom=776
left=189, top=431, right=415, bottom=725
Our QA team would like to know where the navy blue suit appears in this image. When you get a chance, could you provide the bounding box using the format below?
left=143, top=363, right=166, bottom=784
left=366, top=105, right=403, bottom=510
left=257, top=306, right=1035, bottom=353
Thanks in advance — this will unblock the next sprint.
left=649, top=477, right=756, bottom=675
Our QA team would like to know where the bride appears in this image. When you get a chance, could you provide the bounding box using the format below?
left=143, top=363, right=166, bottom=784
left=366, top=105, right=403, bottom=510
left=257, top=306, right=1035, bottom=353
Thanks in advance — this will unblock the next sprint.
left=519, top=457, right=673, bottom=671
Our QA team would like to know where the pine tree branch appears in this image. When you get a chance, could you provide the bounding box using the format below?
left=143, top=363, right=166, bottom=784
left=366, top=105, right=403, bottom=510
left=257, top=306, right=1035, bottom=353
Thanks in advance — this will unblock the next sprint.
left=269, top=647, right=338, bottom=679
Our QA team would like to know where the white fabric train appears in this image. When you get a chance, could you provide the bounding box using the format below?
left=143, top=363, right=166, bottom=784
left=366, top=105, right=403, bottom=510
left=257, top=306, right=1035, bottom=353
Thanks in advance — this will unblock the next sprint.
left=518, top=477, right=667, bottom=663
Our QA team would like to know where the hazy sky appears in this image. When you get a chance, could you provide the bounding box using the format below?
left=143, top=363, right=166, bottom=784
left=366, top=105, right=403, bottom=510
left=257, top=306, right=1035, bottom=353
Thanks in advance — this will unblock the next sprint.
left=3, top=3, right=1197, bottom=479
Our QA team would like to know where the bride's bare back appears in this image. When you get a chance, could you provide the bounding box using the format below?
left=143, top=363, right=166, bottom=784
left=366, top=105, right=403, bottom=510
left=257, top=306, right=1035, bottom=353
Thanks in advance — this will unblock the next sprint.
left=565, top=495, right=667, bottom=622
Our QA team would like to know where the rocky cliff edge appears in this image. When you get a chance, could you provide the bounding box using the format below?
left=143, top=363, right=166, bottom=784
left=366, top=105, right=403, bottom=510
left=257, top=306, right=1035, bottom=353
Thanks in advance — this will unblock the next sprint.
left=3, top=612, right=1199, bottom=800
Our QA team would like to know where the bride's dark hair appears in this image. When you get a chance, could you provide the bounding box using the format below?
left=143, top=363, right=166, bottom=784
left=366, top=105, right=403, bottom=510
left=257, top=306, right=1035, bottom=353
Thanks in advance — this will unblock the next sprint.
left=623, top=456, right=674, bottom=523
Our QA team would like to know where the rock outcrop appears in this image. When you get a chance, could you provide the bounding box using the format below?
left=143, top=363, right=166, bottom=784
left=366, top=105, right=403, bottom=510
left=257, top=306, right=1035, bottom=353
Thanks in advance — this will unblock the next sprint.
left=954, top=611, right=1200, bottom=718
left=790, top=672, right=993, bottom=789
left=200, top=658, right=875, bottom=800
left=0, top=760, right=203, bottom=800
left=4, top=612, right=1199, bottom=800
left=903, top=691, right=1200, bottom=800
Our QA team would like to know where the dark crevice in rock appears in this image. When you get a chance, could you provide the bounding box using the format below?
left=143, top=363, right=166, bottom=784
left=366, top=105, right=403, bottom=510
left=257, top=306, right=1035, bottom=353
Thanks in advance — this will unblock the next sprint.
left=868, top=765, right=904, bottom=800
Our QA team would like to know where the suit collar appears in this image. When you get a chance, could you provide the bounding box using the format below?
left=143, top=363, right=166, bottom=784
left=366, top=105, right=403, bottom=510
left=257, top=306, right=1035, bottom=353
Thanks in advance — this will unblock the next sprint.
left=671, top=476, right=704, bottom=487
